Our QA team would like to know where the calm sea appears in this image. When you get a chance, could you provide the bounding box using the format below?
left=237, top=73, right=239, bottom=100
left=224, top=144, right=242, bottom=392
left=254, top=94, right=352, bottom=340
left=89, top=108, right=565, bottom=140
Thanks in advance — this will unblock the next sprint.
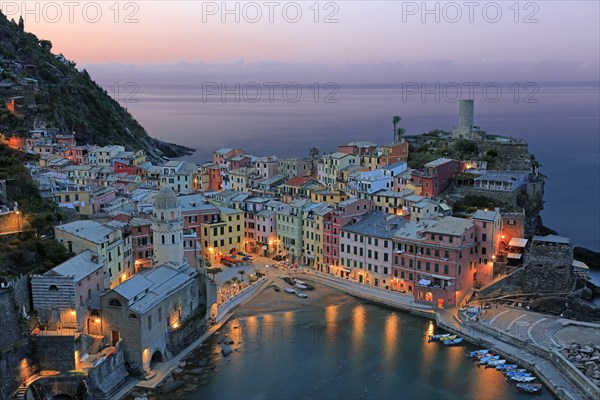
left=183, top=300, right=554, bottom=400
left=118, top=81, right=600, bottom=251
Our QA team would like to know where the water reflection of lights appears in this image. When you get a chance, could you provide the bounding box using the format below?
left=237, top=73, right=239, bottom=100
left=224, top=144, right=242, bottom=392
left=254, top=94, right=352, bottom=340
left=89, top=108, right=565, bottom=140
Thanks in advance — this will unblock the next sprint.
left=325, top=305, right=338, bottom=338
left=426, top=320, right=435, bottom=338
left=352, top=305, right=366, bottom=351
left=383, top=313, right=399, bottom=365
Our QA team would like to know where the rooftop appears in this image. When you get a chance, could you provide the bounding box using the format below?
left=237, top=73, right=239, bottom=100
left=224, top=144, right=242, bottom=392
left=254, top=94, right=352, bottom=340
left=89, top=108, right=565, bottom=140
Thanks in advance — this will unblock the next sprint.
left=424, top=158, right=453, bottom=168
left=45, top=250, right=104, bottom=282
left=425, top=216, right=474, bottom=236
left=472, top=209, right=500, bottom=221
left=111, top=265, right=195, bottom=314
left=55, top=220, right=116, bottom=244
left=532, top=235, right=571, bottom=245
left=342, top=211, right=405, bottom=238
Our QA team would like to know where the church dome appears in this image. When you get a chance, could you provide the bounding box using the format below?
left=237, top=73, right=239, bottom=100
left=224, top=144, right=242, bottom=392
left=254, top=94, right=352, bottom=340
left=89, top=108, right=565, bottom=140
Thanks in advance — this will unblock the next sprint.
left=154, top=187, right=180, bottom=209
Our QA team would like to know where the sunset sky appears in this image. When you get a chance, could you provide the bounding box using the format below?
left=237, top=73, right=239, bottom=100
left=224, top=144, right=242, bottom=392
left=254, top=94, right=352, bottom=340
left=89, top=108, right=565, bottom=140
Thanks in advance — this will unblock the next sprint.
left=6, top=1, right=599, bottom=82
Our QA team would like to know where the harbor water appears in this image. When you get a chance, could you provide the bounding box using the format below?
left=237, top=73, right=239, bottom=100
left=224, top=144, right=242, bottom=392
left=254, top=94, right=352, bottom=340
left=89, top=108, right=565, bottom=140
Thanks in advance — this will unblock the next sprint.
left=182, top=298, right=553, bottom=400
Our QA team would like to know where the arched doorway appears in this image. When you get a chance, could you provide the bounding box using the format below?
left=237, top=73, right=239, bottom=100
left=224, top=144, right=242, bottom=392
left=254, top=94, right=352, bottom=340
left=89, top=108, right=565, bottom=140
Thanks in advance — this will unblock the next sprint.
left=437, top=298, right=445, bottom=308
left=150, top=350, right=163, bottom=369
left=87, top=311, right=101, bottom=335
left=425, top=292, right=433, bottom=302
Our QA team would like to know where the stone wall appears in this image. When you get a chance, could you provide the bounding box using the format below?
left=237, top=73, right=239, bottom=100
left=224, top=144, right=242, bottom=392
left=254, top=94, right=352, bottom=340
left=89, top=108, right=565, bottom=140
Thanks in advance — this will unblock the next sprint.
left=166, top=309, right=208, bottom=357
left=0, top=212, right=26, bottom=234
left=31, top=335, right=75, bottom=373
left=0, top=276, right=34, bottom=400
left=474, top=140, right=532, bottom=171
left=519, top=264, right=574, bottom=293
left=86, top=343, right=129, bottom=400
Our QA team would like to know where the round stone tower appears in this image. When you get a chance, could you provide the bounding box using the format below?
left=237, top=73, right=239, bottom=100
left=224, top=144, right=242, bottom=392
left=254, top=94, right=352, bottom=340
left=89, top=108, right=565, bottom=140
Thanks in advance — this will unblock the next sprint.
left=152, top=187, right=185, bottom=267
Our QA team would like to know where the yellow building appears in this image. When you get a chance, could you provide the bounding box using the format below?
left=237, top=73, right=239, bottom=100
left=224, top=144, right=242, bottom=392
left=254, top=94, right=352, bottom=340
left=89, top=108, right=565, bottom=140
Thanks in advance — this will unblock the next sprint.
left=53, top=188, right=94, bottom=215
left=201, top=206, right=245, bottom=262
left=310, top=189, right=348, bottom=206
left=369, top=189, right=414, bottom=215
left=302, top=203, right=332, bottom=269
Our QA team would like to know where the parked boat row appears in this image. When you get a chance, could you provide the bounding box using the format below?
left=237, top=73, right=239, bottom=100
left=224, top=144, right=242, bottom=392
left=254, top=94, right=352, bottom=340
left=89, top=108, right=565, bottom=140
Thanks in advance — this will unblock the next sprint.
left=467, top=348, right=542, bottom=393
left=429, top=333, right=464, bottom=346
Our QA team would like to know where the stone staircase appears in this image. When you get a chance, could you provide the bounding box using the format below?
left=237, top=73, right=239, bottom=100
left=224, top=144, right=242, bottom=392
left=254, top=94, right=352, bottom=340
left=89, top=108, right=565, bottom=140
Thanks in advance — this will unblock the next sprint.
left=12, top=384, right=27, bottom=400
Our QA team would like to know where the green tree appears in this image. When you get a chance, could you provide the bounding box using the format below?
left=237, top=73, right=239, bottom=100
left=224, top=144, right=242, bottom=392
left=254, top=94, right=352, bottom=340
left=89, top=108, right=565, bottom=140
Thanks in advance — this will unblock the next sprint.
left=208, top=267, right=223, bottom=282
left=18, top=16, right=24, bottom=30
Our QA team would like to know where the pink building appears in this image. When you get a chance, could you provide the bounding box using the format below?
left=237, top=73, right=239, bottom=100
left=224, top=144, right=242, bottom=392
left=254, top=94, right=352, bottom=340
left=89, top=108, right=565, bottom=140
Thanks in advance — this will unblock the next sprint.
left=131, top=217, right=153, bottom=271
left=31, top=250, right=105, bottom=331
left=472, top=208, right=503, bottom=284
left=322, top=198, right=371, bottom=273
left=91, top=187, right=118, bottom=213
left=338, top=211, right=402, bottom=289
left=392, top=216, right=477, bottom=308
left=179, top=194, right=221, bottom=247
left=213, top=148, right=245, bottom=167
left=411, top=158, right=465, bottom=197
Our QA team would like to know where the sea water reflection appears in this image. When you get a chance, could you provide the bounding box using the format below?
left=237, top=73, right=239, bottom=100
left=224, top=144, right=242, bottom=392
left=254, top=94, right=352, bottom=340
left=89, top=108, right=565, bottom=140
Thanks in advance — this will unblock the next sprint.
left=185, top=301, right=554, bottom=400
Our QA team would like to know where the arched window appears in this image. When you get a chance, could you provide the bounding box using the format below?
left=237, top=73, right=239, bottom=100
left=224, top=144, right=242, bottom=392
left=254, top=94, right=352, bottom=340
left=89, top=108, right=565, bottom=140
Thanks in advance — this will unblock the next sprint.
left=128, top=313, right=138, bottom=320
left=161, top=235, right=165, bottom=244
left=161, top=212, right=165, bottom=220
left=172, top=234, right=176, bottom=244
left=170, top=211, right=174, bottom=220
left=48, top=285, right=58, bottom=291
left=109, top=298, right=122, bottom=307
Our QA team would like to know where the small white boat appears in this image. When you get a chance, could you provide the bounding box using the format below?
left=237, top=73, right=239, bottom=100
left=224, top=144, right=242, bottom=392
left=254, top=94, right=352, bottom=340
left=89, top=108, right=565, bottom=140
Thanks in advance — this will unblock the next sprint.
left=293, top=279, right=306, bottom=285
left=296, top=292, right=308, bottom=298
left=510, top=375, right=536, bottom=383
left=284, top=287, right=296, bottom=294
left=295, top=283, right=308, bottom=290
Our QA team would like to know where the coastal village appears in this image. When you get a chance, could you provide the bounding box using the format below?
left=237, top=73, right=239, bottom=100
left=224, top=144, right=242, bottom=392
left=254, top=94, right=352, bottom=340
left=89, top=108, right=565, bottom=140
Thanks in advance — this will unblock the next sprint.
left=0, top=100, right=599, bottom=400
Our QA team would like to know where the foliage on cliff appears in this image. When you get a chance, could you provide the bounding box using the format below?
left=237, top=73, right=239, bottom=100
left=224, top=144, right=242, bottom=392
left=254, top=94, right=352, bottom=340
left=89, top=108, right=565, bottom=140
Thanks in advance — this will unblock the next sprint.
left=0, top=11, right=192, bottom=160
left=0, top=144, right=69, bottom=279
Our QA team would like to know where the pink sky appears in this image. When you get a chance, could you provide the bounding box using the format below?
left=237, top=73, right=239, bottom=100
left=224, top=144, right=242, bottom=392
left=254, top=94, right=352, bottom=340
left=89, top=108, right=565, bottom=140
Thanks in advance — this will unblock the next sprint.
left=4, top=1, right=599, bottom=81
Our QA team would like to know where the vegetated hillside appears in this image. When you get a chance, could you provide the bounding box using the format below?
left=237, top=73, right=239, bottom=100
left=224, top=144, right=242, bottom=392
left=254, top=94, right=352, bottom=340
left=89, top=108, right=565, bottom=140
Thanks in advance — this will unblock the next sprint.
left=0, top=143, right=69, bottom=279
left=0, top=12, right=192, bottom=160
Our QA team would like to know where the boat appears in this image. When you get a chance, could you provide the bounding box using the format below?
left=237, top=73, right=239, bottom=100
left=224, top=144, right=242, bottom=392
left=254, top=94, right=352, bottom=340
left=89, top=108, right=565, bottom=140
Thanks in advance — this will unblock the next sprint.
left=516, top=383, right=542, bottom=393
left=474, top=352, right=494, bottom=360
left=504, top=369, right=527, bottom=374
left=283, top=277, right=294, bottom=285
left=487, top=359, right=506, bottom=367
left=293, top=279, right=306, bottom=285
left=443, top=338, right=463, bottom=346
left=506, top=371, right=532, bottom=378
left=284, top=287, right=296, bottom=294
left=496, top=364, right=518, bottom=371
left=296, top=292, right=308, bottom=298
left=478, top=356, right=500, bottom=364
left=429, top=333, right=451, bottom=341
left=510, top=375, right=536, bottom=383
left=295, top=283, right=308, bottom=290
left=303, top=283, right=315, bottom=290
left=272, top=285, right=281, bottom=292
left=468, top=349, right=490, bottom=357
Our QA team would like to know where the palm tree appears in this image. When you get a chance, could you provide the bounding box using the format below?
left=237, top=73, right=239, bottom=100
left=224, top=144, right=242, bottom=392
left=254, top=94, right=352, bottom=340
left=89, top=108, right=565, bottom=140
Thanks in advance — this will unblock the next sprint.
left=238, top=270, right=245, bottom=282
left=208, top=267, right=223, bottom=282
left=396, top=127, right=406, bottom=143
left=392, top=115, right=401, bottom=141
left=231, top=277, right=238, bottom=285
left=309, top=147, right=319, bottom=178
